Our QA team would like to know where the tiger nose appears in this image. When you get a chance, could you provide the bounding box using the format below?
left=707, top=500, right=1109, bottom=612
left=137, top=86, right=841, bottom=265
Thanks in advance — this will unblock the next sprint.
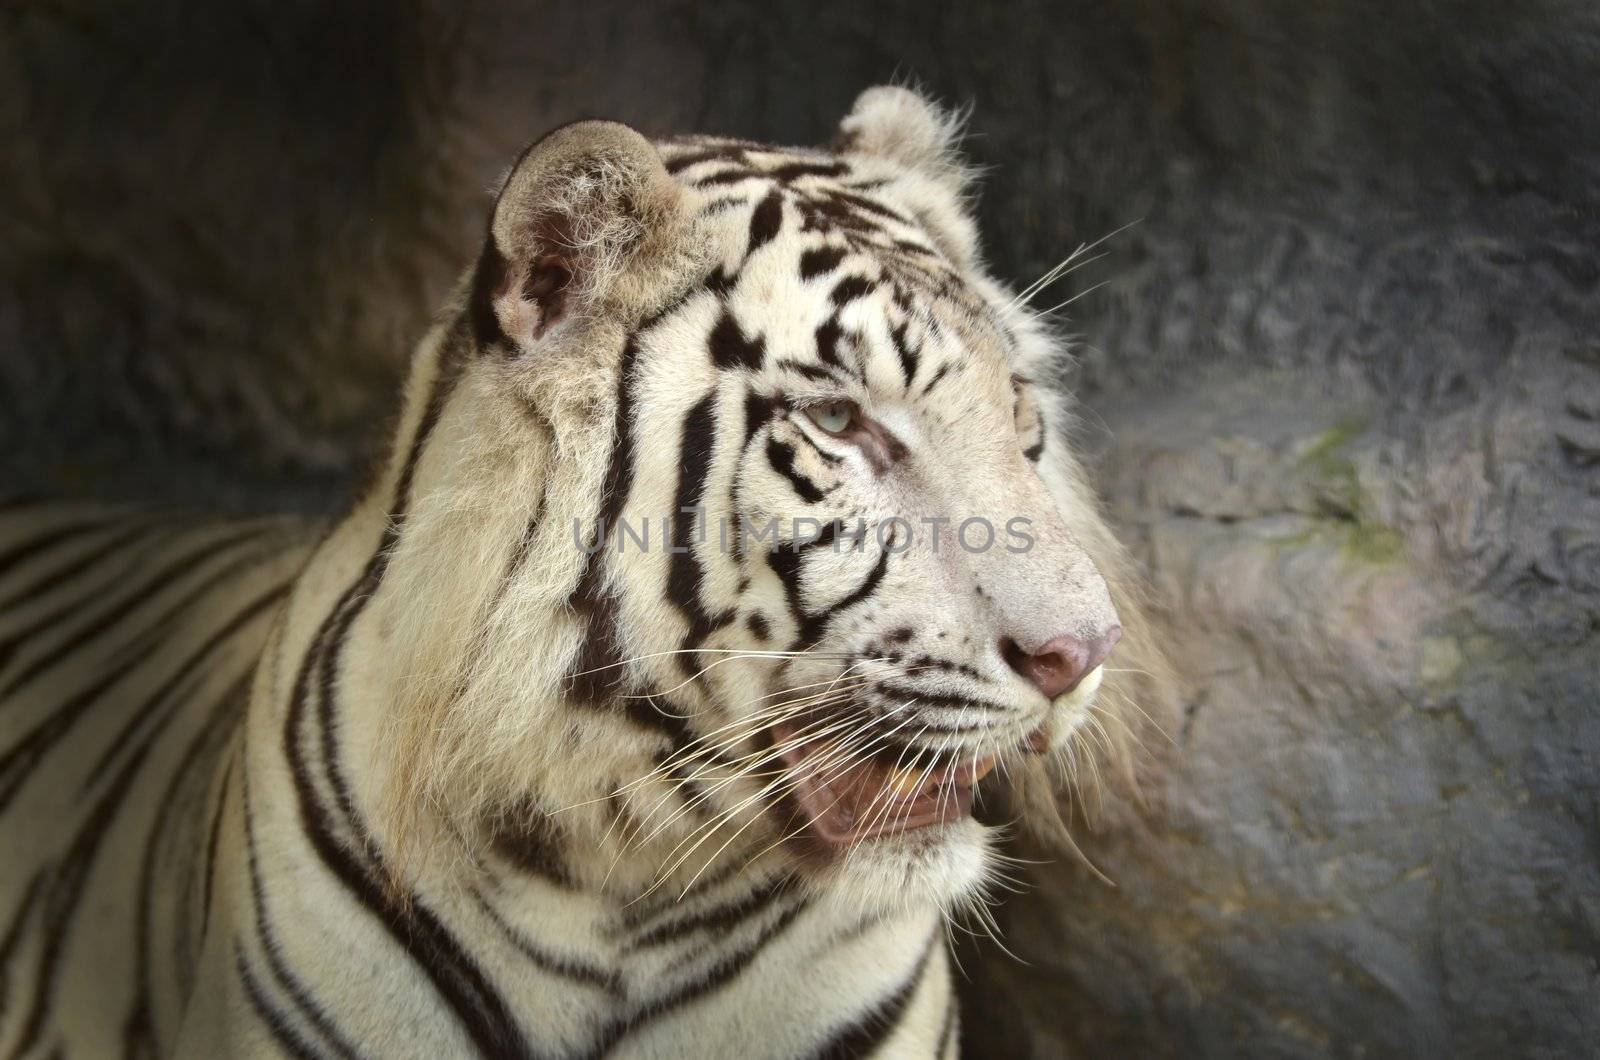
left=1001, top=626, right=1122, bottom=699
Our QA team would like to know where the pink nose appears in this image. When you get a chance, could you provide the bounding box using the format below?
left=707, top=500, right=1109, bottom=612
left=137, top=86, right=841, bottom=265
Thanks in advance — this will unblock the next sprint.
left=1001, top=626, right=1122, bottom=699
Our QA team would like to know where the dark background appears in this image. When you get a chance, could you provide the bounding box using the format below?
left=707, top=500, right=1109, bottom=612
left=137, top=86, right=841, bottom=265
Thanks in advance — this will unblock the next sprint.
left=3, top=1, right=1598, bottom=1055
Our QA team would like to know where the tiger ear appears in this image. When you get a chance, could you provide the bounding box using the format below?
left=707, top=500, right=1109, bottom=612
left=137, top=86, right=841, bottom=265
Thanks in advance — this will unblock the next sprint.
left=833, top=86, right=981, bottom=268
left=833, top=85, right=973, bottom=194
left=469, top=120, right=684, bottom=353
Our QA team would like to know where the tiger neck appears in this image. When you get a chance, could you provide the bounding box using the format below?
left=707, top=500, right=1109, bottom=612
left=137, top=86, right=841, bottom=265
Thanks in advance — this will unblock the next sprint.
left=265, top=322, right=766, bottom=903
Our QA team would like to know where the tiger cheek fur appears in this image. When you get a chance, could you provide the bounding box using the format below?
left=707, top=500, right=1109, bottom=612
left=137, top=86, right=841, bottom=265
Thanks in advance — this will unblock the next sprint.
left=0, top=86, right=1161, bottom=1059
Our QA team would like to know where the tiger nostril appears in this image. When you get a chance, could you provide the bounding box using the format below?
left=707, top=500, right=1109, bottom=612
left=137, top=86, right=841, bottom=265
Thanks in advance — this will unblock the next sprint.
left=1001, top=626, right=1122, bottom=700
left=999, top=637, right=1033, bottom=680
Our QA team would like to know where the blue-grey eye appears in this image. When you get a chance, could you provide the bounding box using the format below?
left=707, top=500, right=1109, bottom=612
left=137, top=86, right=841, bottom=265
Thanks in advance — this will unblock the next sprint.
left=806, top=400, right=856, bottom=435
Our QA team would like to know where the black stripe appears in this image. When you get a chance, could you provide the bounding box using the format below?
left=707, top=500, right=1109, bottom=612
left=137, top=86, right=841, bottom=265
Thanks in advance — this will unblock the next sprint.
left=237, top=950, right=322, bottom=1060
left=0, top=525, right=267, bottom=700
left=283, top=343, right=542, bottom=1060
left=769, top=541, right=891, bottom=649
left=0, top=580, right=286, bottom=811
left=868, top=684, right=1010, bottom=716
left=919, top=362, right=953, bottom=397
left=199, top=750, right=237, bottom=939
left=829, top=190, right=910, bottom=225
left=470, top=889, right=622, bottom=996
left=746, top=189, right=784, bottom=257
left=0, top=872, right=45, bottom=1009
left=741, top=391, right=779, bottom=448
left=830, top=275, right=876, bottom=309
left=800, top=246, right=848, bottom=281
left=81, top=610, right=258, bottom=785
left=1, top=587, right=282, bottom=1057
left=601, top=898, right=809, bottom=1048
left=704, top=265, right=737, bottom=298
left=667, top=393, right=734, bottom=678
left=242, top=765, right=365, bottom=1060
left=487, top=803, right=574, bottom=888
left=698, top=195, right=749, bottom=218
left=469, top=237, right=511, bottom=351
left=937, top=996, right=959, bottom=1058
left=313, top=582, right=368, bottom=827
left=627, top=873, right=793, bottom=949
left=664, top=144, right=749, bottom=174
left=0, top=520, right=156, bottom=614
left=0, top=519, right=108, bottom=578
left=892, top=238, right=936, bottom=258
left=695, top=167, right=758, bottom=187
left=889, top=322, right=920, bottom=389
left=124, top=672, right=256, bottom=1060
left=800, top=195, right=884, bottom=236
left=770, top=160, right=850, bottom=182
left=807, top=932, right=937, bottom=1059
left=829, top=548, right=893, bottom=655
left=777, top=357, right=848, bottom=385
left=0, top=654, right=141, bottom=812
left=766, top=438, right=826, bottom=504
left=566, top=328, right=646, bottom=706
left=618, top=849, right=759, bottom=933
left=708, top=309, right=765, bottom=371
left=729, top=389, right=776, bottom=569
left=815, top=318, right=846, bottom=370
left=900, top=654, right=983, bottom=681
left=620, top=691, right=698, bottom=748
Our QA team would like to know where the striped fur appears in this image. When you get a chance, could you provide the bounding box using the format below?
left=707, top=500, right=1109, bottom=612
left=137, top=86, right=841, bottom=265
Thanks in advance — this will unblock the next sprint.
left=0, top=87, right=1162, bottom=1058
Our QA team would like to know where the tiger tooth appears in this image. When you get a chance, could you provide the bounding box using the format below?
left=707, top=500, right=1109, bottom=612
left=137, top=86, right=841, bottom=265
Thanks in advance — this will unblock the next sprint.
left=889, top=766, right=929, bottom=797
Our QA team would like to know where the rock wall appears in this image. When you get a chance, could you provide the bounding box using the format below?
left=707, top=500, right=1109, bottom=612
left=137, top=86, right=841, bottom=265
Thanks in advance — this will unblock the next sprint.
left=3, top=1, right=1596, bottom=1054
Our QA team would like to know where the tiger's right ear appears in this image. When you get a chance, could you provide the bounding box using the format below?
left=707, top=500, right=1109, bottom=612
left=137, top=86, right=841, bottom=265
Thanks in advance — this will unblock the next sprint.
left=469, top=120, right=684, bottom=354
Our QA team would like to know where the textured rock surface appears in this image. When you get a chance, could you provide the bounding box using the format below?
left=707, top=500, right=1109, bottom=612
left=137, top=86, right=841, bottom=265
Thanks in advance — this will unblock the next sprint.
left=3, top=0, right=1597, bottom=1054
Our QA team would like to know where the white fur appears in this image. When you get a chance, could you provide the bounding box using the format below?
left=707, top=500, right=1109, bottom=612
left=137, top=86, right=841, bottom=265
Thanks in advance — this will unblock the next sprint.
left=0, top=86, right=1169, bottom=1059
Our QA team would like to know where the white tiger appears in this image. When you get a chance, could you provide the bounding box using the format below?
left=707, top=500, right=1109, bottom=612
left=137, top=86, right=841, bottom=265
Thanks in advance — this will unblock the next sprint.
left=0, top=86, right=1162, bottom=1058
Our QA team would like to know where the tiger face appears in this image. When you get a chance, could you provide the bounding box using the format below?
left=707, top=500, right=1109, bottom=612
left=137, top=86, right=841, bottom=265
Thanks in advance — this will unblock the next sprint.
left=382, top=88, right=1138, bottom=914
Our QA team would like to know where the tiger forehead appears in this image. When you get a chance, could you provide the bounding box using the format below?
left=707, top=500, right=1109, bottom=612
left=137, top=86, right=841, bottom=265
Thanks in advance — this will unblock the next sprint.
left=656, top=136, right=1012, bottom=361
left=662, top=139, right=962, bottom=275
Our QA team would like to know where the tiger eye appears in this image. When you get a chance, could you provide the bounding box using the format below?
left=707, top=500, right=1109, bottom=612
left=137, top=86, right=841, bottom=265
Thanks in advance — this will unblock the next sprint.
left=806, top=400, right=857, bottom=434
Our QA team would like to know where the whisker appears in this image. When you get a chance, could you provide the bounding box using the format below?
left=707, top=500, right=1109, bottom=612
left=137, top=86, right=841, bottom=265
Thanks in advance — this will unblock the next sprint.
left=620, top=651, right=899, bottom=701
left=624, top=705, right=873, bottom=849
left=1031, top=279, right=1111, bottom=319
left=1005, top=251, right=1107, bottom=309
left=1095, top=685, right=1174, bottom=746
left=1002, top=219, right=1140, bottom=312
left=645, top=706, right=931, bottom=895
left=569, top=647, right=859, bottom=678
left=595, top=660, right=951, bottom=808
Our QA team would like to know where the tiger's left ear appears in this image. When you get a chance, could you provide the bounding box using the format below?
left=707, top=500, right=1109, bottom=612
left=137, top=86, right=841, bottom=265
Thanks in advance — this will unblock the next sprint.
left=833, top=85, right=981, bottom=267
left=470, top=120, right=689, bottom=354
left=834, top=86, right=970, bottom=188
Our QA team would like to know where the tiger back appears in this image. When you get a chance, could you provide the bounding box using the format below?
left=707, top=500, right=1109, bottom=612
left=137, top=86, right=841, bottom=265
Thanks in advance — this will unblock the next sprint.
left=0, top=502, right=311, bottom=1057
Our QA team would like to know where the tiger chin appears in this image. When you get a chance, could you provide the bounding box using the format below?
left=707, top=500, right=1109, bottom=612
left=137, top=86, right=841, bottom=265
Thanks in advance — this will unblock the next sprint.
left=0, top=86, right=1163, bottom=1059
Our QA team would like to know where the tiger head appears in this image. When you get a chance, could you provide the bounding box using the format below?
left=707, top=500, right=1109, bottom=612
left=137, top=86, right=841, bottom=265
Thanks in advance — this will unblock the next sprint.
left=373, top=87, right=1160, bottom=914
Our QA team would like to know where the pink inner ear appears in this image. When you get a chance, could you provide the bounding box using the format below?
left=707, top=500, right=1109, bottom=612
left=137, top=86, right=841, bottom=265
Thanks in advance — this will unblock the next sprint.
left=524, top=257, right=571, bottom=305
left=522, top=254, right=572, bottom=337
left=496, top=252, right=573, bottom=347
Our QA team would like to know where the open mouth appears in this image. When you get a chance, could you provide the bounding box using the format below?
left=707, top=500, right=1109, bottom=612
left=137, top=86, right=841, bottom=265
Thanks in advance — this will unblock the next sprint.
left=770, top=720, right=997, bottom=846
